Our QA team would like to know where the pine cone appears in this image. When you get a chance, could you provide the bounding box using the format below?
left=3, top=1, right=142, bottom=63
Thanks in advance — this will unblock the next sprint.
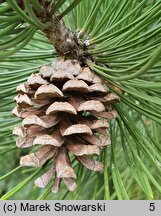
left=12, top=59, right=120, bottom=193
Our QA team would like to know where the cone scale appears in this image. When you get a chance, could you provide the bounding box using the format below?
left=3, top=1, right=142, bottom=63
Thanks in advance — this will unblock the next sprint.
left=12, top=59, right=119, bottom=192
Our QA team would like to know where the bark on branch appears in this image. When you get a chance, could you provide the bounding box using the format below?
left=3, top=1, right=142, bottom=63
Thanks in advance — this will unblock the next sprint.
left=17, top=0, right=85, bottom=61
left=43, top=12, right=84, bottom=61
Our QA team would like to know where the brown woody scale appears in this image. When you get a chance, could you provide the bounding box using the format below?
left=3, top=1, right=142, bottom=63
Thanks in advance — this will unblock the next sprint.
left=12, top=59, right=119, bottom=193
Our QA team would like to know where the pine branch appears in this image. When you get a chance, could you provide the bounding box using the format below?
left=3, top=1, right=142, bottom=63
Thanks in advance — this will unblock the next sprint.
left=13, top=0, right=86, bottom=60
left=43, top=11, right=84, bottom=61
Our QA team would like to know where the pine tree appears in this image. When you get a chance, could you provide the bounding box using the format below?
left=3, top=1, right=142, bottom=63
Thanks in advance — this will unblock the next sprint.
left=0, top=0, right=161, bottom=200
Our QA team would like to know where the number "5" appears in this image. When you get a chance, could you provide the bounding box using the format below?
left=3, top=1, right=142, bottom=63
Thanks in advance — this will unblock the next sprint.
left=149, top=203, right=155, bottom=211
